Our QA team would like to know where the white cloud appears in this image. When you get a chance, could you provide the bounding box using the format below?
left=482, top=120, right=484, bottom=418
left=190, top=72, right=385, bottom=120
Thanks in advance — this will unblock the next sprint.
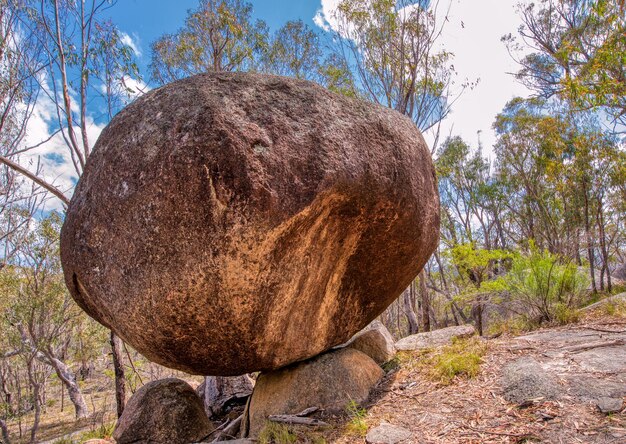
left=314, top=0, right=532, bottom=156
left=120, top=76, right=150, bottom=100
left=120, top=31, right=142, bottom=57
left=17, top=87, right=105, bottom=211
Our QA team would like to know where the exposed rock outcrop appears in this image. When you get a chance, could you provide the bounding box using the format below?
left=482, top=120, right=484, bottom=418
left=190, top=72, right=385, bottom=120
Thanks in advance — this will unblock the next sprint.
left=113, top=378, right=211, bottom=444
left=60, top=72, right=440, bottom=375
left=395, top=325, right=475, bottom=351
left=244, top=347, right=383, bottom=437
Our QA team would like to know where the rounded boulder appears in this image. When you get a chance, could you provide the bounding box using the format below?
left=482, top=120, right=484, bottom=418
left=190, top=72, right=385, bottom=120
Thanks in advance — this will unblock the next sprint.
left=60, top=72, right=440, bottom=375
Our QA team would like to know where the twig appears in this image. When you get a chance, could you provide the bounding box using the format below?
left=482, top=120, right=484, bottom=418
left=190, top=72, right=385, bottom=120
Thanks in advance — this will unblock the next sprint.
left=267, top=415, right=329, bottom=427
left=564, top=339, right=625, bottom=354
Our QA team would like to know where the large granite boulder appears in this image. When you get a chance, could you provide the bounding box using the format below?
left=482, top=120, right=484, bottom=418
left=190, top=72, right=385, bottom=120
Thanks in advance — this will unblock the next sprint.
left=113, top=378, right=211, bottom=444
left=244, top=347, right=383, bottom=437
left=60, top=72, right=440, bottom=375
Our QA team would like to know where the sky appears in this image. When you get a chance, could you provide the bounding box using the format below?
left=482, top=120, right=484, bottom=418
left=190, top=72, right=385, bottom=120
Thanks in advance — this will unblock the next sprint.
left=23, top=0, right=532, bottom=210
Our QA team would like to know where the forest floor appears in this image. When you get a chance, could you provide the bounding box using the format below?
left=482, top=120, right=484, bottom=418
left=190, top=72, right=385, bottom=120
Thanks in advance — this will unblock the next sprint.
left=6, top=301, right=625, bottom=444
left=317, top=303, right=626, bottom=444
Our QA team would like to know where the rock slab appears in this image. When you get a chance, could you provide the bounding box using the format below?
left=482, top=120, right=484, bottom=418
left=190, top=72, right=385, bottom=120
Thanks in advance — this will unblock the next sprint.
left=60, top=72, right=440, bottom=376
left=501, top=358, right=558, bottom=404
left=366, top=423, right=412, bottom=444
left=245, top=347, right=383, bottom=437
left=113, top=378, right=211, bottom=444
left=395, top=325, right=475, bottom=351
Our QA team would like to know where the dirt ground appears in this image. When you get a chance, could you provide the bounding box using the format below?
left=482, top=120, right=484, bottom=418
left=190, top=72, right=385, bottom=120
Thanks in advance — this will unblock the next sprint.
left=321, top=310, right=626, bottom=444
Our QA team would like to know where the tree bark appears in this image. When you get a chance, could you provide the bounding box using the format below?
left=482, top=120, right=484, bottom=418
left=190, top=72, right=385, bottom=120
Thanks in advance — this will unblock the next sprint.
left=46, top=355, right=89, bottom=419
left=583, top=181, right=597, bottom=293
left=403, top=286, right=419, bottom=335
left=26, top=359, right=40, bottom=444
left=202, top=375, right=254, bottom=419
left=110, top=332, right=126, bottom=418
left=419, top=270, right=430, bottom=332
left=0, top=417, right=10, bottom=444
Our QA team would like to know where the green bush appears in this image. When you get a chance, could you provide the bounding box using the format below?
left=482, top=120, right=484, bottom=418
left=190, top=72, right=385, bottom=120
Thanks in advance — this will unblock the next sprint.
left=490, top=243, right=588, bottom=325
left=427, top=337, right=487, bottom=384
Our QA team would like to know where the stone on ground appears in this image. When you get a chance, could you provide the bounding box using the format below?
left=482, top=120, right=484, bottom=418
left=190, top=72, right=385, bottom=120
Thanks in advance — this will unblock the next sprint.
left=245, top=347, right=383, bottom=437
left=345, top=320, right=396, bottom=365
left=113, top=378, right=211, bottom=444
left=596, top=397, right=623, bottom=414
left=60, top=71, right=440, bottom=376
left=501, top=358, right=558, bottom=404
left=395, top=325, right=475, bottom=351
left=366, top=423, right=412, bottom=444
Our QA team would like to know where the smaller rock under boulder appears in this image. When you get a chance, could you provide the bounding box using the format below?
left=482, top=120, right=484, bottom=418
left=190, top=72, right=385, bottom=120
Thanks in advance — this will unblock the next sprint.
left=346, top=321, right=396, bottom=365
left=395, top=325, right=475, bottom=351
left=245, top=348, right=383, bottom=437
left=366, top=423, right=412, bottom=444
left=596, top=397, right=623, bottom=414
left=501, top=358, right=558, bottom=404
left=113, top=378, right=212, bottom=444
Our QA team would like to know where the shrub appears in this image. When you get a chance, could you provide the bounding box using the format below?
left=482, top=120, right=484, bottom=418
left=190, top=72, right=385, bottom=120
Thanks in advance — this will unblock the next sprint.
left=491, top=243, right=588, bottom=325
left=344, top=400, right=368, bottom=437
left=427, top=337, right=487, bottom=384
left=258, top=422, right=298, bottom=444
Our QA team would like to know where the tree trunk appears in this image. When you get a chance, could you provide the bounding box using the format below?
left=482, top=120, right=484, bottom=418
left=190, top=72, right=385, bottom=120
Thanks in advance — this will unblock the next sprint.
left=583, top=182, right=597, bottom=293
left=46, top=355, right=89, bottom=419
left=0, top=417, right=10, bottom=444
left=403, top=287, right=419, bottom=335
left=419, top=270, right=430, bottom=332
left=202, top=375, right=254, bottom=419
left=596, top=197, right=611, bottom=292
left=110, top=332, right=126, bottom=418
left=26, top=360, right=40, bottom=444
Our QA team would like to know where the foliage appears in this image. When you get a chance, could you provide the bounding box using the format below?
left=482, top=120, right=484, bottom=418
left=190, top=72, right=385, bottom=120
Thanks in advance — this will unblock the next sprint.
left=330, top=0, right=466, bottom=132
left=344, top=400, right=368, bottom=437
left=258, top=421, right=298, bottom=444
left=424, top=337, right=487, bottom=385
left=448, top=243, right=511, bottom=287
left=506, top=0, right=626, bottom=128
left=79, top=422, right=115, bottom=442
left=490, top=243, right=588, bottom=324
left=150, top=0, right=268, bottom=83
left=263, top=20, right=322, bottom=81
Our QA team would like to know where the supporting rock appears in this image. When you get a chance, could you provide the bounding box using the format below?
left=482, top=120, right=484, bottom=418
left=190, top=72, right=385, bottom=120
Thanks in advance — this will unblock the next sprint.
left=345, top=321, right=396, bottom=365
left=244, top=348, right=383, bottom=437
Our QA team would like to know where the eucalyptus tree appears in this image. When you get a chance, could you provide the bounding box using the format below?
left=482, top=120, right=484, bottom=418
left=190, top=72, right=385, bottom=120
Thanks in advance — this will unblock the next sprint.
left=329, top=0, right=464, bottom=134
left=507, top=0, right=626, bottom=129
left=0, top=0, right=141, bottom=421
left=150, top=0, right=269, bottom=83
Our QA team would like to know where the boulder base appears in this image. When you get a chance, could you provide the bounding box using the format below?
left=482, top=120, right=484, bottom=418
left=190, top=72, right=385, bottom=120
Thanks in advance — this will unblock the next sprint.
left=245, top=347, right=383, bottom=437
left=60, top=72, right=439, bottom=375
left=113, top=378, right=211, bottom=444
